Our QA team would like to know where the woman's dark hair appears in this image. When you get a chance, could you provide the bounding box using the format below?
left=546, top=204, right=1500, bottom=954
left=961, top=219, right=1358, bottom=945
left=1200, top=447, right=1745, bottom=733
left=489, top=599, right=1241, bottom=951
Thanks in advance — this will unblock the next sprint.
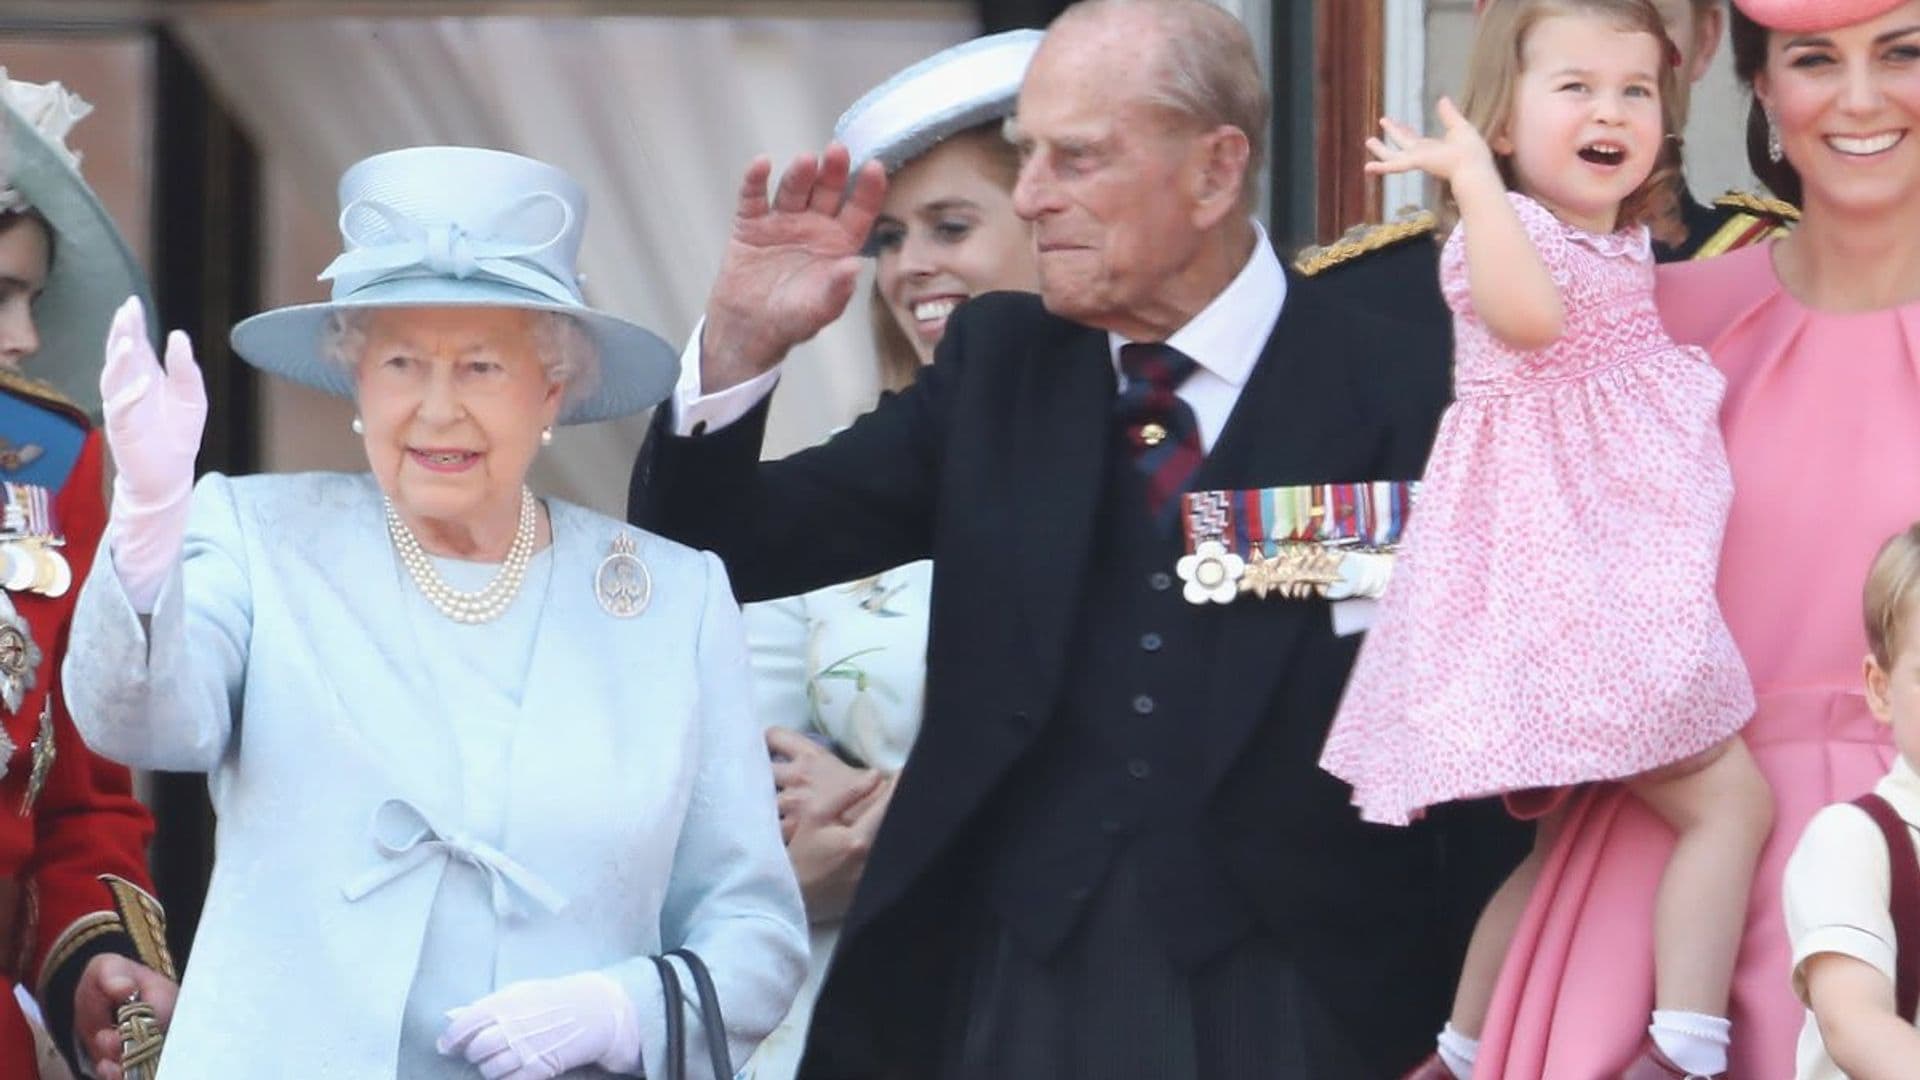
left=0, top=206, right=57, bottom=270
left=1730, top=8, right=1803, bottom=205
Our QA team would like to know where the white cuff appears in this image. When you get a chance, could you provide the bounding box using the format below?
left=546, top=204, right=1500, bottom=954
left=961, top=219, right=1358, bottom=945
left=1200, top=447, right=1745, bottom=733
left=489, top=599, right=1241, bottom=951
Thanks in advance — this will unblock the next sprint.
left=672, top=317, right=782, bottom=437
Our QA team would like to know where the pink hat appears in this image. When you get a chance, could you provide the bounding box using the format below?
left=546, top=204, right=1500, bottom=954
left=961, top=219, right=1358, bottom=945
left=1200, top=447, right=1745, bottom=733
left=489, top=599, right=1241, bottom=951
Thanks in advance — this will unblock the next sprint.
left=1732, top=0, right=1910, bottom=30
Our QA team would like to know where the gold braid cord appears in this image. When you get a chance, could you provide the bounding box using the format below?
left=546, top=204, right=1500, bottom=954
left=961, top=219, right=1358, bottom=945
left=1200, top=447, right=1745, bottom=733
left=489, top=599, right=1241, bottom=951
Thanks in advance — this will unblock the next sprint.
left=100, top=876, right=173, bottom=1080
left=116, top=996, right=164, bottom=1080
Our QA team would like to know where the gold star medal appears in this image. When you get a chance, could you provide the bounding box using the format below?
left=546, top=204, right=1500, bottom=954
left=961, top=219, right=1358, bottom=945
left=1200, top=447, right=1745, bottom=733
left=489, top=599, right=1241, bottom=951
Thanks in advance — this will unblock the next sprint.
left=0, top=597, right=40, bottom=714
left=595, top=532, right=652, bottom=618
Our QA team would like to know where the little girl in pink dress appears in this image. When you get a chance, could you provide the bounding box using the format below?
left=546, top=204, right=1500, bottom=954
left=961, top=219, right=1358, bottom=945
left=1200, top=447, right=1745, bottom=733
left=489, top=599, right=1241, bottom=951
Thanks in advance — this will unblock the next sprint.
left=1317, top=2, right=1772, bottom=1077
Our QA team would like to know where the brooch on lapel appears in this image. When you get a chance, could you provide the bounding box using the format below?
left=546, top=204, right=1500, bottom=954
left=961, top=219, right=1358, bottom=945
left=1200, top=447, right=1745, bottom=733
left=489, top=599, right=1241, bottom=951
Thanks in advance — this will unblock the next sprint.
left=1174, top=482, right=1415, bottom=605
left=0, top=482, right=69, bottom=598
left=595, top=531, right=651, bottom=618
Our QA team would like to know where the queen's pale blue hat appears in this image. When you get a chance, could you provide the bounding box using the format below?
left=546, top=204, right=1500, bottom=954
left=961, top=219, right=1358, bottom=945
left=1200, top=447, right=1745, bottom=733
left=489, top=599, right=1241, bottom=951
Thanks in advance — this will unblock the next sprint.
left=1, top=70, right=153, bottom=420
left=230, top=146, right=677, bottom=425
left=834, top=29, right=1043, bottom=174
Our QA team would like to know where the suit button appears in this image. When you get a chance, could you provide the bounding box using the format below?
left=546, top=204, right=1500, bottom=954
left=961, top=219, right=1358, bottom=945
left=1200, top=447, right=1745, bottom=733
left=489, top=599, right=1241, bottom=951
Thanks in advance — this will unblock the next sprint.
left=1101, top=818, right=1126, bottom=836
left=1148, top=571, right=1172, bottom=591
left=1140, top=632, right=1163, bottom=652
left=1012, top=710, right=1030, bottom=725
left=1068, top=886, right=1092, bottom=902
left=1127, top=759, right=1152, bottom=780
left=1132, top=694, right=1155, bottom=716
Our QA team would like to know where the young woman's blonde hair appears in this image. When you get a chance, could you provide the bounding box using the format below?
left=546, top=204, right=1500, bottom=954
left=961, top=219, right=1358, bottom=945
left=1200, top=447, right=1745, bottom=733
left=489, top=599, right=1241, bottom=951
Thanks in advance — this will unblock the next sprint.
left=1865, top=523, right=1920, bottom=669
left=1459, top=0, right=1686, bottom=244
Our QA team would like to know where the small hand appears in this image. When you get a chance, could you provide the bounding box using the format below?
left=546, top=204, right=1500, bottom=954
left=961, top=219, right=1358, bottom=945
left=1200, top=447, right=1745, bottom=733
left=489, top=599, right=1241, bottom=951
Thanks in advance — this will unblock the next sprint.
left=1363, top=97, right=1498, bottom=186
left=767, top=726, right=883, bottom=841
left=701, top=144, right=887, bottom=391
left=786, top=774, right=894, bottom=920
left=75, top=954, right=178, bottom=1080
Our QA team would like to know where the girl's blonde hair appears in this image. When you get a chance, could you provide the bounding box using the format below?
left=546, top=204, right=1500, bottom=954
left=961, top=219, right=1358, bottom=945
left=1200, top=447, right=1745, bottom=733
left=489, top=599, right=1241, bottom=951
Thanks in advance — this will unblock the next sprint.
left=1460, top=0, right=1686, bottom=243
left=1866, top=523, right=1920, bottom=669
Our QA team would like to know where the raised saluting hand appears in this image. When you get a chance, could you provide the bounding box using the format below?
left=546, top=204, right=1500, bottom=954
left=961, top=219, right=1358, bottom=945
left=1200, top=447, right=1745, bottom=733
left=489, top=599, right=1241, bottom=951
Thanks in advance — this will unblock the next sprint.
left=698, top=144, right=887, bottom=394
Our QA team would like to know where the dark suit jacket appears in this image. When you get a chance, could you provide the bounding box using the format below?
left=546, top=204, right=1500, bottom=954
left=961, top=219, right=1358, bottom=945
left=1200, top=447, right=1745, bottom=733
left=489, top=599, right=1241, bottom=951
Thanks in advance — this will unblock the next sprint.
left=630, top=278, right=1514, bottom=1077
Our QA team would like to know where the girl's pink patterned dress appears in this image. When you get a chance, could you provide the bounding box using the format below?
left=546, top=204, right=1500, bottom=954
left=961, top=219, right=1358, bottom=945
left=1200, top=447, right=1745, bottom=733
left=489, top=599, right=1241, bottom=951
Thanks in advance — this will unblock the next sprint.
left=1319, top=192, right=1753, bottom=826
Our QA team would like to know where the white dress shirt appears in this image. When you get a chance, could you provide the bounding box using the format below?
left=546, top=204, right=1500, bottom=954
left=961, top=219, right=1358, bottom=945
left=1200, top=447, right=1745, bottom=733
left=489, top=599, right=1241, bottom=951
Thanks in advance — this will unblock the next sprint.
left=671, top=221, right=1287, bottom=444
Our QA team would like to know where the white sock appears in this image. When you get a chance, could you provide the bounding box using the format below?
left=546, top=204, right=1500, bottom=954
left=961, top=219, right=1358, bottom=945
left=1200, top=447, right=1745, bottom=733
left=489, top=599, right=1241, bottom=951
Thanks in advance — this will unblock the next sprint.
left=1436, top=1021, right=1479, bottom=1080
left=1649, top=1010, right=1730, bottom=1076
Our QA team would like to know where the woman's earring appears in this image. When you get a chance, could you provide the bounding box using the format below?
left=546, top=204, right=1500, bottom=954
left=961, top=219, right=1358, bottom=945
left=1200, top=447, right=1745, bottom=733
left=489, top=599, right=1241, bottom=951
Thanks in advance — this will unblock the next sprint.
left=1765, top=111, right=1784, bottom=164
left=350, top=416, right=365, bottom=436
left=540, top=426, right=554, bottom=447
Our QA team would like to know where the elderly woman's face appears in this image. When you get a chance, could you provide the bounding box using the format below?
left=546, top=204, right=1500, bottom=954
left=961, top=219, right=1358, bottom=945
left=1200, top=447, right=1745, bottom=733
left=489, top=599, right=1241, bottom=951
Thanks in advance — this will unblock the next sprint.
left=354, top=307, right=562, bottom=529
left=1755, top=1, right=1920, bottom=217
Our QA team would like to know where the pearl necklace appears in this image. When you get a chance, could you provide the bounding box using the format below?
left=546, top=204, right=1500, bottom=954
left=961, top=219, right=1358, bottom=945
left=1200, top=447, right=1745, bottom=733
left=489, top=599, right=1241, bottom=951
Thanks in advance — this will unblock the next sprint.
left=385, top=487, right=537, bottom=625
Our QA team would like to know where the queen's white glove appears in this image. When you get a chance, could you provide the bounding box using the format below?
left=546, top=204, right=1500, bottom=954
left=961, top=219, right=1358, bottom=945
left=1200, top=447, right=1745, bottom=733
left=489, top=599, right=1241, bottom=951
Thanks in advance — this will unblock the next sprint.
left=437, top=971, right=641, bottom=1080
left=99, top=297, right=205, bottom=612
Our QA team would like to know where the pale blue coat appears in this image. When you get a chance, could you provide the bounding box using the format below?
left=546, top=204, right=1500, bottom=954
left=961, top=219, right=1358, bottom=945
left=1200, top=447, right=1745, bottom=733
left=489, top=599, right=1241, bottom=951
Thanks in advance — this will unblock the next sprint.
left=64, top=471, right=807, bottom=1078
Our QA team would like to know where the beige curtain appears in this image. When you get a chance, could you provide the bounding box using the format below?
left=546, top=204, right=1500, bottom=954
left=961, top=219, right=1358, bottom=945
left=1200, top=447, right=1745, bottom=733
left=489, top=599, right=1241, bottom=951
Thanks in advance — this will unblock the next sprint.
left=170, top=10, right=972, bottom=515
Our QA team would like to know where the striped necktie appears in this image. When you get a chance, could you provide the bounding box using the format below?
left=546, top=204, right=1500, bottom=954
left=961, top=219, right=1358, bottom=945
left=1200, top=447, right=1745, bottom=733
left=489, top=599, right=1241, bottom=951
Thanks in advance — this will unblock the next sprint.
left=1115, top=342, right=1203, bottom=527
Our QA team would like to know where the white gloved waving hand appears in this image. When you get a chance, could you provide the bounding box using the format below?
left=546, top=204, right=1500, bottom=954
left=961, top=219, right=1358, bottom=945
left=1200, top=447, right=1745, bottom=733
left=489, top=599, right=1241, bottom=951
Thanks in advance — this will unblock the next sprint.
left=100, top=296, right=206, bottom=612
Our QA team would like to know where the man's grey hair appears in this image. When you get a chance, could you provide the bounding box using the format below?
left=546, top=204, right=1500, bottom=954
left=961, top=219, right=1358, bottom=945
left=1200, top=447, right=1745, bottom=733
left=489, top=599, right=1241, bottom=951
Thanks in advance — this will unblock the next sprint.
left=320, top=308, right=601, bottom=412
left=1056, top=0, right=1270, bottom=203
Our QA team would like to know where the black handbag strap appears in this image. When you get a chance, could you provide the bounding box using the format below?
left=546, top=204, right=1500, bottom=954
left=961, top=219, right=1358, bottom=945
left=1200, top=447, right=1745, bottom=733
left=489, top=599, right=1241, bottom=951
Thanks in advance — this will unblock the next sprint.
left=667, top=948, right=735, bottom=1079
left=1852, top=793, right=1920, bottom=1019
left=649, top=955, right=688, bottom=1080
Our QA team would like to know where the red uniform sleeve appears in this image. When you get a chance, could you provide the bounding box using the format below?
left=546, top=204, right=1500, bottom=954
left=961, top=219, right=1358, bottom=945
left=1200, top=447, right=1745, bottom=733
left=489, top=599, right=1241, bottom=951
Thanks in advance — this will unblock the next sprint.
left=20, top=431, right=169, bottom=1063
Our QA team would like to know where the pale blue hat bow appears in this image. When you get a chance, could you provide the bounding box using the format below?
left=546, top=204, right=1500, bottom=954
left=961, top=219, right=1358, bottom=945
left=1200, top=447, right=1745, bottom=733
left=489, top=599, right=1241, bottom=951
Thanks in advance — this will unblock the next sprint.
left=231, top=146, right=678, bottom=425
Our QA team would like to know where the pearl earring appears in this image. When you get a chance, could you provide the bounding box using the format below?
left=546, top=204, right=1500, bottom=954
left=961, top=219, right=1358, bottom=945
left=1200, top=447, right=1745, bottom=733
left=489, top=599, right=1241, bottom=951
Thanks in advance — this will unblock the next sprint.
left=540, top=427, right=553, bottom=447
left=1765, top=111, right=1784, bottom=164
left=350, top=416, right=365, bottom=436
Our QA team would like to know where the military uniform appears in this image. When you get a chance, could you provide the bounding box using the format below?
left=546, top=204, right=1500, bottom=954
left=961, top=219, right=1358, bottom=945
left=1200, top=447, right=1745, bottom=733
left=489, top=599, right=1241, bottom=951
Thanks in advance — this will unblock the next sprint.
left=1297, top=188, right=1800, bottom=327
left=0, top=371, right=169, bottom=1079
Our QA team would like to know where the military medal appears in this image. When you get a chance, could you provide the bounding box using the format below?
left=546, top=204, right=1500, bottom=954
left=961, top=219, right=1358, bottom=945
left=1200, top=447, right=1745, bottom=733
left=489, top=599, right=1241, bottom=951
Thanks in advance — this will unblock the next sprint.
left=1175, top=481, right=1418, bottom=605
left=20, top=694, right=53, bottom=814
left=0, top=483, right=68, bottom=597
left=0, top=596, right=40, bottom=713
left=1175, top=540, right=1244, bottom=604
left=594, top=532, right=651, bottom=618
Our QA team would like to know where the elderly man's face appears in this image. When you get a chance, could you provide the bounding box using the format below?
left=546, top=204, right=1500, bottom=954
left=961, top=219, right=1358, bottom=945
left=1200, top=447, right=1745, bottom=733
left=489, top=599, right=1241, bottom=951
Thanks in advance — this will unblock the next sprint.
left=1008, top=22, right=1221, bottom=339
left=354, top=306, right=563, bottom=534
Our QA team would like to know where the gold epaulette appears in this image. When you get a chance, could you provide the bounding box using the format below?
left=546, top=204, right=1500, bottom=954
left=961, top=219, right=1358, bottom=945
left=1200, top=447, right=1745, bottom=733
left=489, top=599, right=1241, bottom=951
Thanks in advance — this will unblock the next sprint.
left=0, top=367, right=89, bottom=429
left=1712, top=189, right=1800, bottom=223
left=1693, top=190, right=1798, bottom=260
left=1293, top=210, right=1439, bottom=276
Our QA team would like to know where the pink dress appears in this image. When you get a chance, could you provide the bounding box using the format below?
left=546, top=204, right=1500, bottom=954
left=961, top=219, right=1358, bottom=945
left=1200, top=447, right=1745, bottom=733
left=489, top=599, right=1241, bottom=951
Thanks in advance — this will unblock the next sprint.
left=1473, top=241, right=1914, bottom=1079
left=1320, top=193, right=1753, bottom=825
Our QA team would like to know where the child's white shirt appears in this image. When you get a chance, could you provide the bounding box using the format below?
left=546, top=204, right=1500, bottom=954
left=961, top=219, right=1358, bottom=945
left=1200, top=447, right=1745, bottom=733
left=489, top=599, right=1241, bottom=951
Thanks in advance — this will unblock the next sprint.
left=1784, top=755, right=1920, bottom=1078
